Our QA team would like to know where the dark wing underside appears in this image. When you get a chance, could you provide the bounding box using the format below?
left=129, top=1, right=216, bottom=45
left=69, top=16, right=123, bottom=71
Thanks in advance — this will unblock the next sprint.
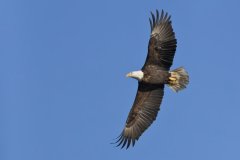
left=143, top=10, right=177, bottom=71
left=115, top=83, right=164, bottom=149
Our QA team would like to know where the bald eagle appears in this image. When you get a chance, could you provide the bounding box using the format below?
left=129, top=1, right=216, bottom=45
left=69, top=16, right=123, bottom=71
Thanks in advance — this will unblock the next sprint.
left=114, top=10, right=189, bottom=149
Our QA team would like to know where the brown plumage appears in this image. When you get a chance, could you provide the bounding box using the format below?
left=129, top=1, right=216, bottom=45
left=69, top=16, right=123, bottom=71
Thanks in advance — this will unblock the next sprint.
left=114, top=10, right=189, bottom=149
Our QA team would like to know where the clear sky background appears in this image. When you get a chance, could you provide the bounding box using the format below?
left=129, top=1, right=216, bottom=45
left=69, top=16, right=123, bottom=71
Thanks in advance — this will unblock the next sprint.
left=1, top=0, right=240, bottom=160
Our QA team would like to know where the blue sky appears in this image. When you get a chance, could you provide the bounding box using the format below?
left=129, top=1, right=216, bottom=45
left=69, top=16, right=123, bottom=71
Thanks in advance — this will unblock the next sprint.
left=1, top=0, right=240, bottom=160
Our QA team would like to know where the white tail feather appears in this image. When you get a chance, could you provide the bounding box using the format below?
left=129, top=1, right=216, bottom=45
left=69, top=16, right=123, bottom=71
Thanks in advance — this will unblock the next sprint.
left=167, top=67, right=189, bottom=92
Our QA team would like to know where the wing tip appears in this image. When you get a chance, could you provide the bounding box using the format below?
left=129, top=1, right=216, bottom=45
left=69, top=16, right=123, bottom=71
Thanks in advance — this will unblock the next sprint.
left=149, top=9, right=172, bottom=32
left=112, top=131, right=137, bottom=149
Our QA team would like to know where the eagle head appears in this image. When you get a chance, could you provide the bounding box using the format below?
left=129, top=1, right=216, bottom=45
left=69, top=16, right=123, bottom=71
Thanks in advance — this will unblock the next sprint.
left=126, top=70, right=144, bottom=81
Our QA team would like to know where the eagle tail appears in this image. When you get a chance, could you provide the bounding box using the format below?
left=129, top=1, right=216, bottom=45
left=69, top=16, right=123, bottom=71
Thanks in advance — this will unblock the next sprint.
left=167, top=67, right=189, bottom=92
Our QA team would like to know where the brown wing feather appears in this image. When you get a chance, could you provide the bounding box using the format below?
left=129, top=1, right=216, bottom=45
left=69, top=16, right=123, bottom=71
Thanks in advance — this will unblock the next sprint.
left=115, top=83, right=164, bottom=149
left=143, top=10, right=177, bottom=71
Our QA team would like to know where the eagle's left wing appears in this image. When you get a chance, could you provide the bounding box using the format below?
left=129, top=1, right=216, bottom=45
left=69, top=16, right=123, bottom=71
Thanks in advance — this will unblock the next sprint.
left=142, top=10, right=177, bottom=71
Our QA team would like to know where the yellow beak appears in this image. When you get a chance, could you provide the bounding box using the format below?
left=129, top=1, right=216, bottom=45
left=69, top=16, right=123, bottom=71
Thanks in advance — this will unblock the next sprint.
left=126, top=72, right=132, bottom=78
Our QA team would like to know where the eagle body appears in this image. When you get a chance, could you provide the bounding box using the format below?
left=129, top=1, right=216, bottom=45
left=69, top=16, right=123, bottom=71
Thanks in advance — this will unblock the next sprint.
left=115, top=10, right=189, bottom=149
left=142, top=65, right=170, bottom=84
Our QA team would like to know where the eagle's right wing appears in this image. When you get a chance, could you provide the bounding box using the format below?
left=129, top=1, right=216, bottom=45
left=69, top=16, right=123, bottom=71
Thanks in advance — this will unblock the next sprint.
left=115, top=82, right=164, bottom=149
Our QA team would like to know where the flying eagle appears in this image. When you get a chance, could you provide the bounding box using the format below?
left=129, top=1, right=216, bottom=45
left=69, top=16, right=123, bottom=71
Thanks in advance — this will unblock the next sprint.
left=114, top=10, right=189, bottom=149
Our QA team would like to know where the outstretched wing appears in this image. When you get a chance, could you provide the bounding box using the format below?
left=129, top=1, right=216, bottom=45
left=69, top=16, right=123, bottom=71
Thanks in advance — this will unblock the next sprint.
left=143, top=10, right=177, bottom=71
left=115, top=83, right=164, bottom=149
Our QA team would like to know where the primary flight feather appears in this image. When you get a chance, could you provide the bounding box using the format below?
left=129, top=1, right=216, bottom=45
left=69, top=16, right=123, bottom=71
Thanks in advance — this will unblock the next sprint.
left=115, top=10, right=189, bottom=149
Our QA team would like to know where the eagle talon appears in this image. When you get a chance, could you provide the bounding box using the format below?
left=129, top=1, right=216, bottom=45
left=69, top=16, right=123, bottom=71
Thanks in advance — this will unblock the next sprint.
left=169, top=77, right=176, bottom=81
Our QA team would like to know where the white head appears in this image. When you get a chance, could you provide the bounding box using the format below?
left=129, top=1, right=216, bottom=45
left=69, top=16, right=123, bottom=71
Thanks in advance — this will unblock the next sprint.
left=126, top=70, right=144, bottom=81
